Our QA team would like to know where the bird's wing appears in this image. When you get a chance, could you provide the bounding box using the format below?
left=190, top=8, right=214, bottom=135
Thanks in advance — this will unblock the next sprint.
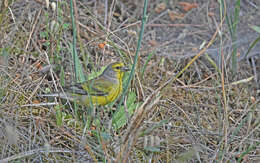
left=65, top=77, right=114, bottom=96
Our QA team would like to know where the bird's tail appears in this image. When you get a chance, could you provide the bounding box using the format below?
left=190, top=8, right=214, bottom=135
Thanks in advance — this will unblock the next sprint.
left=39, top=92, right=76, bottom=101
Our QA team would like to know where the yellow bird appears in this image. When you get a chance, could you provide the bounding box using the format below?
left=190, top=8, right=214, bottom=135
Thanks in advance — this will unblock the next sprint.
left=42, top=62, right=129, bottom=107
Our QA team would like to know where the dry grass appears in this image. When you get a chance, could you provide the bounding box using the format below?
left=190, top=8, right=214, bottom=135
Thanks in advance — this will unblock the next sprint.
left=0, top=0, right=259, bottom=162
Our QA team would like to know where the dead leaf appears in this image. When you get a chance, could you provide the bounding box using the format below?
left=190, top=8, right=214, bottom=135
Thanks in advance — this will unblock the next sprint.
left=35, top=60, right=43, bottom=70
left=33, top=99, right=40, bottom=104
left=155, top=3, right=166, bottom=13
left=168, top=10, right=184, bottom=21
left=98, top=41, right=107, bottom=49
left=191, top=47, right=198, bottom=52
left=208, top=12, right=215, bottom=17
left=148, top=40, right=158, bottom=47
left=179, top=2, right=198, bottom=12
left=250, top=96, right=255, bottom=103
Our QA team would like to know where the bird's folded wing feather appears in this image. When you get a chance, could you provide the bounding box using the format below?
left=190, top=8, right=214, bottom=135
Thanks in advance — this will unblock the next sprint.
left=66, top=78, right=114, bottom=96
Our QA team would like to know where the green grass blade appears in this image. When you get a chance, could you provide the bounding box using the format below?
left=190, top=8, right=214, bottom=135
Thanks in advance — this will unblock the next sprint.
left=118, top=0, right=148, bottom=109
left=70, top=0, right=85, bottom=83
left=244, top=35, right=260, bottom=58
left=55, top=105, right=63, bottom=126
left=141, top=52, right=154, bottom=79
left=231, top=0, right=240, bottom=76
left=251, top=25, right=260, bottom=33
left=225, top=0, right=240, bottom=76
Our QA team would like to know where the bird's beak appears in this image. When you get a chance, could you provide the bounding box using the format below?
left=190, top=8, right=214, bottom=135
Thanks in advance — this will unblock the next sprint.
left=122, top=67, right=130, bottom=72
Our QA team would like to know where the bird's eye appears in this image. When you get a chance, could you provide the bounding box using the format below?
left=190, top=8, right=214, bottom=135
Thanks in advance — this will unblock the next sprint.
left=115, top=66, right=120, bottom=70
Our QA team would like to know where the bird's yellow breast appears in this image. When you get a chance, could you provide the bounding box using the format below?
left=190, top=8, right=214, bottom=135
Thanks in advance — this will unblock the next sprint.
left=78, top=80, right=122, bottom=107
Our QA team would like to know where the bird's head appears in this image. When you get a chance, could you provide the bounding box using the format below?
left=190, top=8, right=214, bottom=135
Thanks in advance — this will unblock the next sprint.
left=103, top=62, right=129, bottom=81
